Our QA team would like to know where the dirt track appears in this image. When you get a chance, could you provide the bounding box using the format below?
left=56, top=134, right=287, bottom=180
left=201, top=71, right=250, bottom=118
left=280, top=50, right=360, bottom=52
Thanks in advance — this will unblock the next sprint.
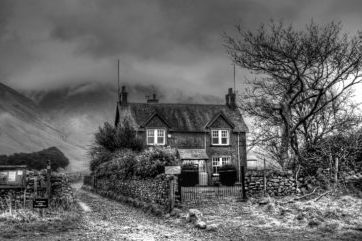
left=10, top=188, right=210, bottom=241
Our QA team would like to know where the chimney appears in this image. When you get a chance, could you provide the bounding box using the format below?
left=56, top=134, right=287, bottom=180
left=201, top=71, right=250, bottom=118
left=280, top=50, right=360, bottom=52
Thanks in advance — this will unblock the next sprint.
left=226, top=88, right=236, bottom=109
left=119, top=85, right=128, bottom=105
left=147, top=93, right=159, bottom=104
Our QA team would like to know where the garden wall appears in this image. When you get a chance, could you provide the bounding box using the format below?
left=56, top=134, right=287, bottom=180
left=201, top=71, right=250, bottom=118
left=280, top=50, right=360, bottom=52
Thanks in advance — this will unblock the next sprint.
left=93, top=174, right=171, bottom=210
left=245, top=170, right=297, bottom=197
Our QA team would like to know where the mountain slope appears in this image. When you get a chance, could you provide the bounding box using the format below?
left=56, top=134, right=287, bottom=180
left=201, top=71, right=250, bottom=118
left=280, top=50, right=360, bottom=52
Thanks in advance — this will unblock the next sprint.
left=0, top=82, right=88, bottom=171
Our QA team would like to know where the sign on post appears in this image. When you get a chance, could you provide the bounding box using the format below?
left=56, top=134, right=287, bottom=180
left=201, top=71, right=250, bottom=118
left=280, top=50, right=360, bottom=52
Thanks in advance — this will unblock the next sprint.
left=33, top=198, right=48, bottom=209
left=165, top=166, right=181, bottom=175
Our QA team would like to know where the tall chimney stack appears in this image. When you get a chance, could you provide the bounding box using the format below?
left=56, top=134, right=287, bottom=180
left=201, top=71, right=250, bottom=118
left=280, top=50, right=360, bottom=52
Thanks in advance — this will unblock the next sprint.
left=226, top=88, right=236, bottom=109
left=119, top=86, right=128, bottom=105
left=147, top=93, right=159, bottom=104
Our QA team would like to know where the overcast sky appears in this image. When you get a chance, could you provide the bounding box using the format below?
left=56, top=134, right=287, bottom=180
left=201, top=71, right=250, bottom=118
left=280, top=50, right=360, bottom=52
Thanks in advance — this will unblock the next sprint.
left=1, top=0, right=362, bottom=100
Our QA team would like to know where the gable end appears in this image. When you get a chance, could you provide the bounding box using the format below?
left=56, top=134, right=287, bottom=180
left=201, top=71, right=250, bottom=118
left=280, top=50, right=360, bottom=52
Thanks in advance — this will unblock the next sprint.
left=205, top=112, right=235, bottom=130
left=140, top=112, right=171, bottom=129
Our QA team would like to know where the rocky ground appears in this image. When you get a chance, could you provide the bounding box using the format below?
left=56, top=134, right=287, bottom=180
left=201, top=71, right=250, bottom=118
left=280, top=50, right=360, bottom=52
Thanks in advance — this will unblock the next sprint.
left=1, top=184, right=362, bottom=240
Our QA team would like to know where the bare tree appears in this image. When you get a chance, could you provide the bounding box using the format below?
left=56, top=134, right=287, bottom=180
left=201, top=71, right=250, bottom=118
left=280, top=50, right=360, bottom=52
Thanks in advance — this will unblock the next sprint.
left=225, top=21, right=362, bottom=169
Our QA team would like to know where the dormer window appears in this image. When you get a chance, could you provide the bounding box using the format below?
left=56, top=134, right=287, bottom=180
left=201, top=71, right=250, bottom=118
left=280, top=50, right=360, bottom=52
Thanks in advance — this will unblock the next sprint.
left=147, top=129, right=166, bottom=145
left=211, top=129, right=229, bottom=145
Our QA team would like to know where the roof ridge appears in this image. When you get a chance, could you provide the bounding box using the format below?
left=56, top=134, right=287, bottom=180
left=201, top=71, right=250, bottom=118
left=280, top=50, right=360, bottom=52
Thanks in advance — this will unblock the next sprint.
left=127, top=102, right=226, bottom=107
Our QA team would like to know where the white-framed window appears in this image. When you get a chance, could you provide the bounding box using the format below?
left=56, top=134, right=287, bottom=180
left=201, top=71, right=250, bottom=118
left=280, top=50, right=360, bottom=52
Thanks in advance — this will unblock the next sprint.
left=212, top=156, right=231, bottom=173
left=147, top=129, right=166, bottom=145
left=211, top=129, right=230, bottom=145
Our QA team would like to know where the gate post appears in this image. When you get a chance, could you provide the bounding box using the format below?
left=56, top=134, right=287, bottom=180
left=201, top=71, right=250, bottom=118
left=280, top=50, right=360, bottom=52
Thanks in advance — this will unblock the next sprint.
left=241, top=166, right=247, bottom=201
left=46, top=160, right=51, bottom=198
left=169, top=176, right=176, bottom=212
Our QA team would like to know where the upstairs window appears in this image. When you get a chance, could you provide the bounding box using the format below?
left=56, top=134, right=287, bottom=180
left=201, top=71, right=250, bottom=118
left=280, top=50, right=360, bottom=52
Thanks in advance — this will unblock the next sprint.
left=147, top=129, right=165, bottom=145
left=212, top=156, right=231, bottom=173
left=211, top=129, right=230, bottom=145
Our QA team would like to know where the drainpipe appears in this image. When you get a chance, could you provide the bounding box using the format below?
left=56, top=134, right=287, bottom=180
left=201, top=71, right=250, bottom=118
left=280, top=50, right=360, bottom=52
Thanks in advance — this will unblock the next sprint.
left=204, top=130, right=210, bottom=185
left=237, top=133, right=241, bottom=183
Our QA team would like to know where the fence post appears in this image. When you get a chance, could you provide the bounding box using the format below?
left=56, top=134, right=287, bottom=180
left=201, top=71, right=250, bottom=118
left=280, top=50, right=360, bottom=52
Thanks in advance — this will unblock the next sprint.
left=168, top=176, right=175, bottom=212
left=34, top=176, right=38, bottom=198
left=46, top=160, right=51, bottom=198
left=263, top=158, right=266, bottom=196
left=241, top=166, right=247, bottom=201
left=334, top=157, right=339, bottom=191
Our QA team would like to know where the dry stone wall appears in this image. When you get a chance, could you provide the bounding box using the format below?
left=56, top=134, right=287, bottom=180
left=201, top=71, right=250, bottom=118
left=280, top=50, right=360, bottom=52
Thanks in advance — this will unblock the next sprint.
left=89, top=174, right=171, bottom=211
left=0, top=171, right=74, bottom=210
left=246, top=170, right=296, bottom=197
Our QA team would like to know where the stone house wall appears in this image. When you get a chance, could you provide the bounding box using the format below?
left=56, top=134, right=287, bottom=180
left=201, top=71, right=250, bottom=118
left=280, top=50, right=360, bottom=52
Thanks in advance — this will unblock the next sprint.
left=136, top=130, right=247, bottom=184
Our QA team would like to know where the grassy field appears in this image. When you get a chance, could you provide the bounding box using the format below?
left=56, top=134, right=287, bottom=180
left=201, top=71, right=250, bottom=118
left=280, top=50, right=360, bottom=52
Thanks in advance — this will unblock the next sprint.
left=0, top=204, right=82, bottom=240
left=185, top=193, right=362, bottom=241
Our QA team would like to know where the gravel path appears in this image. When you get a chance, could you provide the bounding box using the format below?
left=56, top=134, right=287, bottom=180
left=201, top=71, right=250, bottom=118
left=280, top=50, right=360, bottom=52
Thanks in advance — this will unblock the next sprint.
left=14, top=188, right=212, bottom=241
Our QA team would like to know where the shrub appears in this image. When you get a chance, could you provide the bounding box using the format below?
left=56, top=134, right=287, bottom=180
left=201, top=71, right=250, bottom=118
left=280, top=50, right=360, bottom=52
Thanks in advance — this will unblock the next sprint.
left=95, top=149, right=136, bottom=179
left=93, top=120, right=144, bottom=153
left=89, top=120, right=144, bottom=171
left=94, top=147, right=178, bottom=180
left=89, top=146, right=113, bottom=172
left=134, top=147, right=178, bottom=178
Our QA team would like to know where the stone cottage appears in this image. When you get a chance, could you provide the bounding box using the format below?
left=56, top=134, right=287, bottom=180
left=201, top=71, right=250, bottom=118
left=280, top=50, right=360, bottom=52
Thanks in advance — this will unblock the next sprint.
left=115, top=86, right=248, bottom=185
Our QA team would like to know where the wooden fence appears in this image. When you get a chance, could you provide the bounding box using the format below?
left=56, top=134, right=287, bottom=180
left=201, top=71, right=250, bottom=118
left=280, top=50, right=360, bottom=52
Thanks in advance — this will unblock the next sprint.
left=180, top=185, right=242, bottom=202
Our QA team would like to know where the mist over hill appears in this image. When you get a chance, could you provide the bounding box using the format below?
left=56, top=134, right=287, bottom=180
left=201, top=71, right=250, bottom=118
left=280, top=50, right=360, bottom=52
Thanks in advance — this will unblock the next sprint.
left=0, top=82, right=87, bottom=172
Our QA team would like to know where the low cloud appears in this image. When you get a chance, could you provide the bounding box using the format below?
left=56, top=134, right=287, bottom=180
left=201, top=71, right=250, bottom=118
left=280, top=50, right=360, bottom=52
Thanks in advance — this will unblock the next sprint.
left=1, top=0, right=362, bottom=100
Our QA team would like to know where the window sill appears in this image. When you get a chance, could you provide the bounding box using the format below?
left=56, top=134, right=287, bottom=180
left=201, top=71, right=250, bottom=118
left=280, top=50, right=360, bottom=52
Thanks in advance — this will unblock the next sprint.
left=210, top=145, right=232, bottom=147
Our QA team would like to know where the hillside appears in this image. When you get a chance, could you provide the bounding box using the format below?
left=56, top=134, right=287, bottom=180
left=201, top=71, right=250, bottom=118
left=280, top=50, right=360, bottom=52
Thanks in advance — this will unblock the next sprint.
left=0, top=82, right=88, bottom=171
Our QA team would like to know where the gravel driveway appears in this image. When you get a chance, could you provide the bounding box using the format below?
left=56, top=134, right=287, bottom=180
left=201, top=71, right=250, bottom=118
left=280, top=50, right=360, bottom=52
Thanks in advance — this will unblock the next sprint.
left=12, top=188, right=214, bottom=241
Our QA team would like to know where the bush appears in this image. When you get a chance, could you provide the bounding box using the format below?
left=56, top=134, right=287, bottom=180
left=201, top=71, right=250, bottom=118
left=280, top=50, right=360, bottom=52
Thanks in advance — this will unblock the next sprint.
left=0, top=147, right=69, bottom=171
left=93, top=121, right=144, bottom=153
left=95, top=149, right=136, bottom=178
left=89, top=146, right=113, bottom=172
left=134, top=147, right=178, bottom=178
left=89, top=120, right=144, bottom=171
left=94, top=147, right=178, bottom=180
left=218, top=164, right=237, bottom=186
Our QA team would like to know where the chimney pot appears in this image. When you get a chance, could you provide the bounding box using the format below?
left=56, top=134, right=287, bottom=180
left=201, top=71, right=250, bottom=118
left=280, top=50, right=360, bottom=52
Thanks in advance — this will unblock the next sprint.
left=120, top=85, right=128, bottom=105
left=147, top=93, right=159, bottom=104
left=226, top=88, right=236, bottom=109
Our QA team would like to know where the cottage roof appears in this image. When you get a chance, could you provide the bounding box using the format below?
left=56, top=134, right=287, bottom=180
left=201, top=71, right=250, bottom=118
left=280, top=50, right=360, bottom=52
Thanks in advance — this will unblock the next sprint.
left=116, top=103, right=248, bottom=133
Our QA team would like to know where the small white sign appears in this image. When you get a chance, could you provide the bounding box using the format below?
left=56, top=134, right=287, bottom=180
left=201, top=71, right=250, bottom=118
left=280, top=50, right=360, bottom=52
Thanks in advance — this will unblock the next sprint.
left=165, top=166, right=181, bottom=175
left=17, top=170, right=23, bottom=175
left=8, top=171, right=16, bottom=182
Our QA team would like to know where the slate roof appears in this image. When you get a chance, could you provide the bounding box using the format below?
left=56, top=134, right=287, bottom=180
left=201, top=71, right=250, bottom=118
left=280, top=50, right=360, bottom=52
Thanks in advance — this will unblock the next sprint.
left=116, top=103, right=248, bottom=133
